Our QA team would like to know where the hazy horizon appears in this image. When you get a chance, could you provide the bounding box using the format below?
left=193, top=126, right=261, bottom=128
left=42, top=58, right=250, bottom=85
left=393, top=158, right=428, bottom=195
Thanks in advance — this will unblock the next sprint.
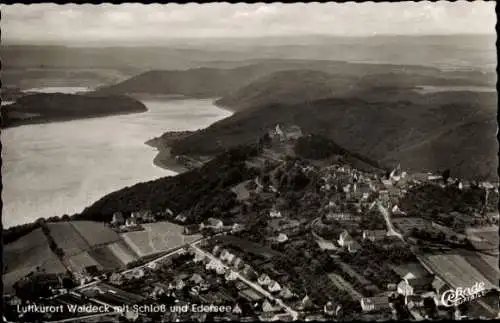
left=2, top=2, right=495, bottom=46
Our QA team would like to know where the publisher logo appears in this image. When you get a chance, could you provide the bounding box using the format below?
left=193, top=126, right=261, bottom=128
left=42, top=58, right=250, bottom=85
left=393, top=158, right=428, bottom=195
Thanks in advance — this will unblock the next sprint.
left=441, top=281, right=487, bottom=307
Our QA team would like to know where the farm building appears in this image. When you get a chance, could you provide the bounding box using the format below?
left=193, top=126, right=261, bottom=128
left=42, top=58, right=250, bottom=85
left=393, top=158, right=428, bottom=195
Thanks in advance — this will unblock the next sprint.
left=338, top=231, right=353, bottom=247
left=201, top=218, right=224, bottom=230
left=360, top=296, right=391, bottom=312
left=346, top=240, right=361, bottom=253
left=111, top=212, right=125, bottom=226
left=262, top=300, right=281, bottom=313
left=269, top=208, right=282, bottom=218
left=392, top=262, right=430, bottom=280
left=258, top=274, right=272, bottom=286
left=362, top=230, right=387, bottom=242
left=397, top=276, right=435, bottom=296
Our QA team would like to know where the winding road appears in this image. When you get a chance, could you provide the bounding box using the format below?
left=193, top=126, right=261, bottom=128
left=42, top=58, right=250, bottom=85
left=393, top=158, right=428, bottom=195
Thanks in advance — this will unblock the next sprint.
left=377, top=201, right=404, bottom=242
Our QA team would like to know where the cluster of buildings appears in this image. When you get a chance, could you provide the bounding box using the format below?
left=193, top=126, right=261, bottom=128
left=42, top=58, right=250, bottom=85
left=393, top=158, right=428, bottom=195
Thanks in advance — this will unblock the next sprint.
left=110, top=209, right=157, bottom=231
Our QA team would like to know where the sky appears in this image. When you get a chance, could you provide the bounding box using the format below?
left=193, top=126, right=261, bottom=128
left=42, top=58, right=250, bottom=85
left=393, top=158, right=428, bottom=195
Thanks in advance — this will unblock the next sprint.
left=2, top=2, right=496, bottom=45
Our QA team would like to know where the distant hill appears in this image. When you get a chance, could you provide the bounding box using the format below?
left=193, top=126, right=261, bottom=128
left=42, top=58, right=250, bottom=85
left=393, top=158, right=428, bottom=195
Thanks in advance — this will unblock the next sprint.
left=93, top=65, right=279, bottom=100
left=92, top=59, right=493, bottom=109
left=1, top=93, right=147, bottom=128
left=215, top=70, right=358, bottom=110
left=168, top=69, right=496, bottom=181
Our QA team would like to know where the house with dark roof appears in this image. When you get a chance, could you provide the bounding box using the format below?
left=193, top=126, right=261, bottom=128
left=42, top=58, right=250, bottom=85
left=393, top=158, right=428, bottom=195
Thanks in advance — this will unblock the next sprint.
left=397, top=275, right=435, bottom=296
left=111, top=212, right=125, bottom=226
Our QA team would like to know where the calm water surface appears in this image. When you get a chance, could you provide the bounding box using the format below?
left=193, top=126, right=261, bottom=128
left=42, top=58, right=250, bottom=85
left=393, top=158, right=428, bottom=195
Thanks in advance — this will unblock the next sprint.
left=1, top=90, right=231, bottom=228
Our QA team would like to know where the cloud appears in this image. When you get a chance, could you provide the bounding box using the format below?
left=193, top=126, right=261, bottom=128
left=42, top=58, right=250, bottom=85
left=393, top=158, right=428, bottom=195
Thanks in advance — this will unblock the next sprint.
left=1, top=2, right=495, bottom=45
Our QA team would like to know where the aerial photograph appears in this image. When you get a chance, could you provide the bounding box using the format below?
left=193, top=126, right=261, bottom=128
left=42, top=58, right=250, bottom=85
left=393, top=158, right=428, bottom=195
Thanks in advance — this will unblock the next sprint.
left=1, top=2, right=498, bottom=322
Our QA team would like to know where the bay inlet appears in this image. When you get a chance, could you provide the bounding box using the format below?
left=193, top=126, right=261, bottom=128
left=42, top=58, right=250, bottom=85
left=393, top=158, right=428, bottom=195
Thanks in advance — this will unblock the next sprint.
left=1, top=90, right=232, bottom=228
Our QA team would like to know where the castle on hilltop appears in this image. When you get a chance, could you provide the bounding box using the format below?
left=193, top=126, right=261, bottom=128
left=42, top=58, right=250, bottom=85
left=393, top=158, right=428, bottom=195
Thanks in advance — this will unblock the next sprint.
left=268, top=123, right=303, bottom=142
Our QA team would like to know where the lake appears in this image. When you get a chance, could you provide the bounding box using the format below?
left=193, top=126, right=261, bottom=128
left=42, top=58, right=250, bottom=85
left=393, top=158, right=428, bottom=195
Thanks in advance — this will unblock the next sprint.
left=1, top=90, right=232, bottom=228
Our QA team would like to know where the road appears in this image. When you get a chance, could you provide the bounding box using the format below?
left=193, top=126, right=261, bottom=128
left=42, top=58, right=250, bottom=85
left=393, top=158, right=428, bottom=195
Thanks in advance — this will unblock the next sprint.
left=377, top=201, right=404, bottom=242
left=191, top=244, right=299, bottom=320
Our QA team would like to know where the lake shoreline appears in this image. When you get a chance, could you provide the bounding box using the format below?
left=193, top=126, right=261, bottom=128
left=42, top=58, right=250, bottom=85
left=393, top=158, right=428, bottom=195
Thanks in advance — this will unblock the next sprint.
left=1, top=109, right=149, bottom=129
left=145, top=98, right=236, bottom=173
left=144, top=137, right=189, bottom=174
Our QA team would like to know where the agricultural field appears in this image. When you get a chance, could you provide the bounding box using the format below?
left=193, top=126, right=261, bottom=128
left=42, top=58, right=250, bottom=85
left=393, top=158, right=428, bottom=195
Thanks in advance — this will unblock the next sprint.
left=47, top=222, right=90, bottom=256
left=466, top=226, right=499, bottom=252
left=88, top=246, right=124, bottom=270
left=457, top=250, right=499, bottom=288
left=121, top=221, right=201, bottom=257
left=67, top=252, right=100, bottom=273
left=106, top=241, right=139, bottom=265
left=71, top=221, right=121, bottom=246
left=419, top=253, right=498, bottom=290
left=3, top=228, right=67, bottom=294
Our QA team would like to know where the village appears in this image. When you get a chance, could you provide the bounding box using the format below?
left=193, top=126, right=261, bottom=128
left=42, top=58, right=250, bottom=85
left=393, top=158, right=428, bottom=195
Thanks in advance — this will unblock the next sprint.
left=3, top=124, right=499, bottom=323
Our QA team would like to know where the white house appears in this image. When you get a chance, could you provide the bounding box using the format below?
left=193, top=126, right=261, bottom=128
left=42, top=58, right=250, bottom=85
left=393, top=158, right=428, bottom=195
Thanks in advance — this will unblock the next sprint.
left=346, top=240, right=361, bottom=253
left=176, top=279, right=186, bottom=291
left=268, top=280, right=282, bottom=293
left=190, top=273, right=204, bottom=285
left=111, top=212, right=125, bottom=226
left=262, top=300, right=281, bottom=313
left=338, top=231, right=353, bottom=247
left=125, top=217, right=137, bottom=227
left=258, top=274, right=272, bottom=286
left=300, top=295, right=314, bottom=310
left=276, top=233, right=288, bottom=243
left=392, top=205, right=407, bottom=216
left=133, top=269, right=145, bottom=279
left=269, top=209, right=282, bottom=218
left=232, top=257, right=244, bottom=270
left=219, top=249, right=230, bottom=260
left=175, top=214, right=187, bottom=223
left=212, top=245, right=222, bottom=257
left=215, top=266, right=226, bottom=276
left=381, top=179, right=393, bottom=187
left=164, top=208, right=174, bottom=217
left=201, top=218, right=224, bottom=230
left=225, top=270, right=238, bottom=281
left=225, top=253, right=236, bottom=265
left=397, top=276, right=434, bottom=296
